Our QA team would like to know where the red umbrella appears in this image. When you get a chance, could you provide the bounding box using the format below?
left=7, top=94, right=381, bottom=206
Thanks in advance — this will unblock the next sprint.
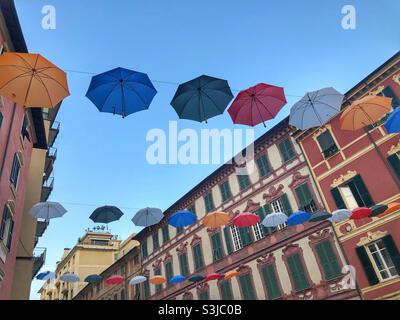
left=205, top=273, right=224, bottom=282
left=350, top=207, right=372, bottom=220
left=228, top=83, right=286, bottom=127
left=233, top=212, right=259, bottom=227
left=105, top=275, right=124, bottom=285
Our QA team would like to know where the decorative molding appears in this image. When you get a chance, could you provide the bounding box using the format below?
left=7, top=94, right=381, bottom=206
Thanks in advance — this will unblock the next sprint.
left=312, top=124, right=331, bottom=141
left=152, top=258, right=162, bottom=269
left=196, top=282, right=209, bottom=293
left=256, top=253, right=275, bottom=267
left=331, top=170, right=357, bottom=188
left=243, top=199, right=261, bottom=212
left=182, top=291, right=193, bottom=300
left=263, top=184, right=284, bottom=201
left=163, top=251, right=172, bottom=262
left=288, top=171, right=310, bottom=189
left=190, top=234, right=202, bottom=246
left=236, top=264, right=252, bottom=274
left=282, top=243, right=302, bottom=256
left=387, top=140, right=400, bottom=156
left=357, top=230, right=388, bottom=246
left=143, top=269, right=150, bottom=277
left=176, top=241, right=188, bottom=254
left=206, top=227, right=219, bottom=236
left=393, top=73, right=400, bottom=86
left=369, top=85, right=385, bottom=96
left=308, top=229, right=332, bottom=243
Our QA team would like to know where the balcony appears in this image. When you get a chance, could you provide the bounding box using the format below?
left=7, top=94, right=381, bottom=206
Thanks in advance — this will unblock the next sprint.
left=48, top=121, right=60, bottom=147
left=42, top=102, right=61, bottom=125
left=36, top=220, right=49, bottom=238
left=44, top=147, right=57, bottom=181
left=32, top=247, right=46, bottom=279
left=41, top=177, right=54, bottom=202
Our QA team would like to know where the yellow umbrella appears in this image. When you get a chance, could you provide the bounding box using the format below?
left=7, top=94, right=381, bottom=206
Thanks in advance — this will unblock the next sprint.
left=224, top=270, right=239, bottom=280
left=0, top=52, right=69, bottom=108
left=149, top=275, right=166, bottom=285
left=203, top=211, right=230, bottom=228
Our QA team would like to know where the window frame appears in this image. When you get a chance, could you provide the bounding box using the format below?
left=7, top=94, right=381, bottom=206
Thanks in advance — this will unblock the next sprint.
left=366, top=239, right=399, bottom=282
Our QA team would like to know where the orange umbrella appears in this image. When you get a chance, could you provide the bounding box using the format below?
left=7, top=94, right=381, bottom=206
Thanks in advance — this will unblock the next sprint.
left=224, top=270, right=239, bottom=280
left=339, top=95, right=392, bottom=131
left=0, top=52, right=69, bottom=108
left=149, top=275, right=166, bottom=285
left=384, top=202, right=400, bottom=215
left=203, top=211, right=230, bottom=228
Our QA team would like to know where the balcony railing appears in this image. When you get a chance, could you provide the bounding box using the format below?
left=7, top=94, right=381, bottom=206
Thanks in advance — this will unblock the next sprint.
left=322, top=144, right=339, bottom=159
left=32, top=247, right=46, bottom=279
left=36, top=220, right=49, bottom=238
left=41, top=177, right=54, bottom=202
left=42, top=102, right=62, bottom=125
left=48, top=121, right=60, bottom=147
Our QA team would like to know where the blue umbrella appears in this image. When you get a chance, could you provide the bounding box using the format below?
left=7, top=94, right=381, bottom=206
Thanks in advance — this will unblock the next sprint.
left=170, top=275, right=185, bottom=284
left=132, top=207, right=164, bottom=227
left=287, top=211, right=311, bottom=226
left=60, top=273, right=80, bottom=283
left=84, top=274, right=103, bottom=283
left=36, top=271, right=55, bottom=281
left=86, top=67, right=157, bottom=118
left=384, top=108, right=400, bottom=134
left=168, top=210, right=197, bottom=228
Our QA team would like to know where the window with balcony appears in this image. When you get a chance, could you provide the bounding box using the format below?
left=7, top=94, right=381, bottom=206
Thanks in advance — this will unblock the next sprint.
left=316, top=130, right=338, bottom=158
left=219, top=181, right=232, bottom=202
left=256, top=154, right=272, bottom=177
left=0, top=203, right=14, bottom=251
left=269, top=194, right=292, bottom=230
left=204, top=192, right=215, bottom=213
left=369, top=86, right=400, bottom=129
left=278, top=138, right=295, bottom=162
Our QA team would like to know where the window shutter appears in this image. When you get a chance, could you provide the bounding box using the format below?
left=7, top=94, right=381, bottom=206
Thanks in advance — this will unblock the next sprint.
left=287, top=254, right=310, bottom=292
left=353, top=175, right=374, bottom=207
left=355, top=246, right=379, bottom=285
left=261, top=264, right=281, bottom=300
left=165, top=262, right=173, bottom=284
left=280, top=194, right=292, bottom=216
left=316, top=240, right=342, bottom=280
left=387, top=154, right=400, bottom=179
left=223, top=227, right=232, bottom=254
left=6, top=219, right=14, bottom=250
left=295, top=185, right=307, bottom=208
left=330, top=187, right=346, bottom=209
left=382, top=235, right=400, bottom=274
left=238, top=227, right=253, bottom=246
left=220, top=282, right=233, bottom=300
left=382, top=86, right=400, bottom=108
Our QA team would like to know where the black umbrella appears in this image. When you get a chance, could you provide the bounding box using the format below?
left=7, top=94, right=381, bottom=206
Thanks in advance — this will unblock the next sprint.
left=170, top=75, right=233, bottom=123
left=368, top=204, right=388, bottom=218
left=309, top=211, right=332, bottom=222
left=89, top=206, right=124, bottom=224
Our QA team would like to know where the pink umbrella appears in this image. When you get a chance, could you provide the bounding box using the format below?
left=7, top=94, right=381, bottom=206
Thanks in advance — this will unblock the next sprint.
left=205, top=273, right=224, bottom=282
left=350, top=207, right=372, bottom=220
left=233, top=212, right=260, bottom=227
left=105, top=275, right=124, bottom=285
left=228, top=83, right=286, bottom=127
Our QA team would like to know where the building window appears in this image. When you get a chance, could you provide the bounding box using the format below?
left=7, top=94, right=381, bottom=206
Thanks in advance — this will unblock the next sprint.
left=315, top=240, right=342, bottom=281
left=237, top=174, right=251, bottom=191
left=10, top=153, right=22, bottom=190
left=256, top=154, right=272, bottom=177
left=91, top=239, right=109, bottom=246
left=238, top=273, right=256, bottom=300
left=141, top=241, right=148, bottom=259
left=152, top=232, right=160, bottom=251
left=162, top=225, right=170, bottom=243
left=21, top=113, right=30, bottom=142
left=0, top=111, right=3, bottom=129
left=204, top=192, right=215, bottom=213
left=366, top=238, right=398, bottom=281
left=387, top=152, right=400, bottom=180
left=260, top=264, right=282, bottom=300
left=270, top=194, right=292, bottom=230
left=199, top=291, right=209, bottom=300
left=179, top=252, right=190, bottom=276
left=252, top=223, right=264, bottom=241
left=219, top=281, right=233, bottom=300
left=223, top=226, right=233, bottom=254
left=211, top=232, right=224, bottom=261
left=295, top=183, right=317, bottom=212
left=0, top=203, right=14, bottom=251
left=287, top=253, right=311, bottom=292
left=219, top=181, right=232, bottom=202
left=188, top=204, right=196, bottom=215
left=316, top=130, right=338, bottom=158
left=165, top=260, right=173, bottom=285
left=120, top=289, right=126, bottom=300
left=278, top=138, right=295, bottom=162
left=154, top=267, right=162, bottom=293
left=176, top=226, right=184, bottom=235
left=192, top=243, right=204, bottom=271
left=143, top=279, right=150, bottom=299
left=230, top=225, right=243, bottom=251
left=133, top=254, right=139, bottom=265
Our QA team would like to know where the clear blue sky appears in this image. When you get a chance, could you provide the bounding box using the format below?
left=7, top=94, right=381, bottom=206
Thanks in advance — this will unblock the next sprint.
left=14, top=0, right=399, bottom=299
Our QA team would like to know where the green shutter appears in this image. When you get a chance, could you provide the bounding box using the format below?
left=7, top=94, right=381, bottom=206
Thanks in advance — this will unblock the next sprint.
left=239, top=274, right=256, bottom=300
left=295, top=183, right=313, bottom=209
left=223, top=227, right=233, bottom=254
left=193, top=244, right=204, bottom=270
left=382, top=86, right=400, bottom=108
left=238, top=175, right=250, bottom=190
left=162, top=225, right=170, bottom=243
left=143, top=280, right=150, bottom=299
left=199, top=291, right=209, bottom=300
left=142, top=241, right=148, bottom=258
left=287, top=254, right=310, bottom=292
left=353, top=175, right=374, bottom=207
left=279, top=139, right=295, bottom=162
left=165, top=261, right=173, bottom=284
left=180, top=253, right=189, bottom=276
left=220, top=182, right=232, bottom=202
left=238, top=227, right=253, bottom=246
left=331, top=187, right=346, bottom=209
left=280, top=194, right=292, bottom=216
left=315, top=240, right=342, bottom=280
left=356, top=246, right=379, bottom=285
left=212, top=233, right=223, bottom=261
left=261, top=264, right=281, bottom=300
left=388, top=154, right=400, bottom=179
left=257, top=155, right=271, bottom=177
left=0, top=112, right=3, bottom=129
left=205, top=193, right=215, bottom=212
left=220, top=281, right=233, bottom=300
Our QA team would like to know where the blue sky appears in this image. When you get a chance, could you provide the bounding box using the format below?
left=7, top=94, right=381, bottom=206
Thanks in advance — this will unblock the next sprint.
left=13, top=0, right=399, bottom=299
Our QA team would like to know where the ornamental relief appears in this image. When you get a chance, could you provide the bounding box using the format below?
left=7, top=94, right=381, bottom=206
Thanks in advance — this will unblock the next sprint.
left=256, top=253, right=275, bottom=267
left=196, top=282, right=209, bottom=293
left=357, top=230, right=388, bottom=246
left=331, top=170, right=357, bottom=188
left=263, top=184, right=284, bottom=202
left=163, top=251, right=172, bottom=262
left=282, top=243, right=302, bottom=257
left=152, top=258, right=162, bottom=269
left=190, top=234, right=201, bottom=246
left=387, top=140, right=400, bottom=156
left=312, top=124, right=332, bottom=141
left=236, top=264, right=252, bottom=274
left=176, top=241, right=188, bottom=253
left=369, top=85, right=385, bottom=96
left=243, top=199, right=261, bottom=212
left=288, top=171, right=310, bottom=189
left=308, top=228, right=332, bottom=243
left=393, top=73, right=400, bottom=86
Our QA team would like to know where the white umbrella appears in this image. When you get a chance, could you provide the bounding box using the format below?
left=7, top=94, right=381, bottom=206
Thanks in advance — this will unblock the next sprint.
left=330, top=209, right=352, bottom=223
left=60, top=273, right=80, bottom=283
left=132, top=207, right=163, bottom=227
left=29, top=202, right=67, bottom=220
left=129, top=276, right=147, bottom=285
left=261, top=212, right=287, bottom=228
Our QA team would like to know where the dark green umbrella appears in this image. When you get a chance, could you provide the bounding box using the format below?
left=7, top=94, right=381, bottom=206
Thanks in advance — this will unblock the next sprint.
left=170, top=75, right=233, bottom=123
left=368, top=204, right=388, bottom=218
left=84, top=274, right=103, bottom=283
left=309, top=211, right=332, bottom=222
left=188, top=274, right=205, bottom=283
left=89, top=206, right=124, bottom=224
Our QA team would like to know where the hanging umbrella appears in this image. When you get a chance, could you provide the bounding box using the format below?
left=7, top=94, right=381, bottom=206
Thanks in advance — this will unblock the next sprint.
left=105, top=275, right=124, bottom=285
left=170, top=275, right=185, bottom=284
left=232, top=212, right=259, bottom=227
left=287, top=211, right=311, bottom=226
left=261, top=212, right=287, bottom=228
left=149, top=276, right=166, bottom=285
left=29, top=202, right=67, bottom=220
left=289, top=87, right=344, bottom=130
left=350, top=207, right=372, bottom=220
left=86, top=67, right=157, bottom=118
left=309, top=211, right=332, bottom=222
left=129, top=276, right=147, bottom=285
left=187, top=275, right=205, bottom=283
left=203, top=211, right=229, bottom=228
left=36, top=271, right=55, bottom=281
left=60, top=273, right=80, bottom=283
left=224, top=270, right=239, bottom=280
left=205, top=273, right=224, bottom=282
left=0, top=52, right=70, bottom=108
left=228, top=83, right=286, bottom=127
left=368, top=204, right=389, bottom=218
left=330, top=209, right=352, bottom=223
left=383, top=202, right=400, bottom=215
left=89, top=206, right=124, bottom=224
left=168, top=210, right=197, bottom=228
left=170, top=75, right=233, bottom=123
left=84, top=274, right=103, bottom=283
left=132, top=207, right=163, bottom=227
left=384, top=107, right=400, bottom=134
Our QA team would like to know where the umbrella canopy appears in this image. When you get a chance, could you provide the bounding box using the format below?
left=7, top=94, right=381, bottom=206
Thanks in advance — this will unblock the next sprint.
left=132, top=207, right=163, bottom=227
left=105, top=275, right=124, bottom=285
left=340, top=95, right=392, bottom=131
left=0, top=52, right=70, bottom=108
left=232, top=212, right=260, bottom=228
left=224, top=270, right=239, bottom=280
left=170, top=275, right=185, bottom=284
left=188, top=274, right=205, bottom=283
left=384, top=107, right=400, bottom=134
left=228, top=83, right=286, bottom=127
left=205, top=273, right=224, bottom=282
left=36, top=271, right=55, bottom=281
left=89, top=206, right=124, bottom=224
left=60, top=273, right=80, bottom=283
left=261, top=212, right=287, bottom=228
left=369, top=204, right=389, bottom=218
left=86, top=67, right=157, bottom=118
left=168, top=210, right=197, bottom=228
left=29, top=202, right=67, bottom=220
left=203, top=211, right=230, bottom=228
left=330, top=209, right=352, bottom=223
left=350, top=207, right=372, bottom=220
left=84, top=274, right=103, bottom=283
left=289, top=87, right=344, bottom=130
left=149, top=276, right=166, bottom=285
left=309, top=211, right=332, bottom=222
left=170, top=75, right=233, bottom=123
left=384, top=202, right=400, bottom=215
left=287, top=211, right=311, bottom=226
left=129, top=276, right=147, bottom=285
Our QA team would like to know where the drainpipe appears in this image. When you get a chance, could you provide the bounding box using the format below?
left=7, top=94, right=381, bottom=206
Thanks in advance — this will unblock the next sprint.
left=0, top=103, right=17, bottom=182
